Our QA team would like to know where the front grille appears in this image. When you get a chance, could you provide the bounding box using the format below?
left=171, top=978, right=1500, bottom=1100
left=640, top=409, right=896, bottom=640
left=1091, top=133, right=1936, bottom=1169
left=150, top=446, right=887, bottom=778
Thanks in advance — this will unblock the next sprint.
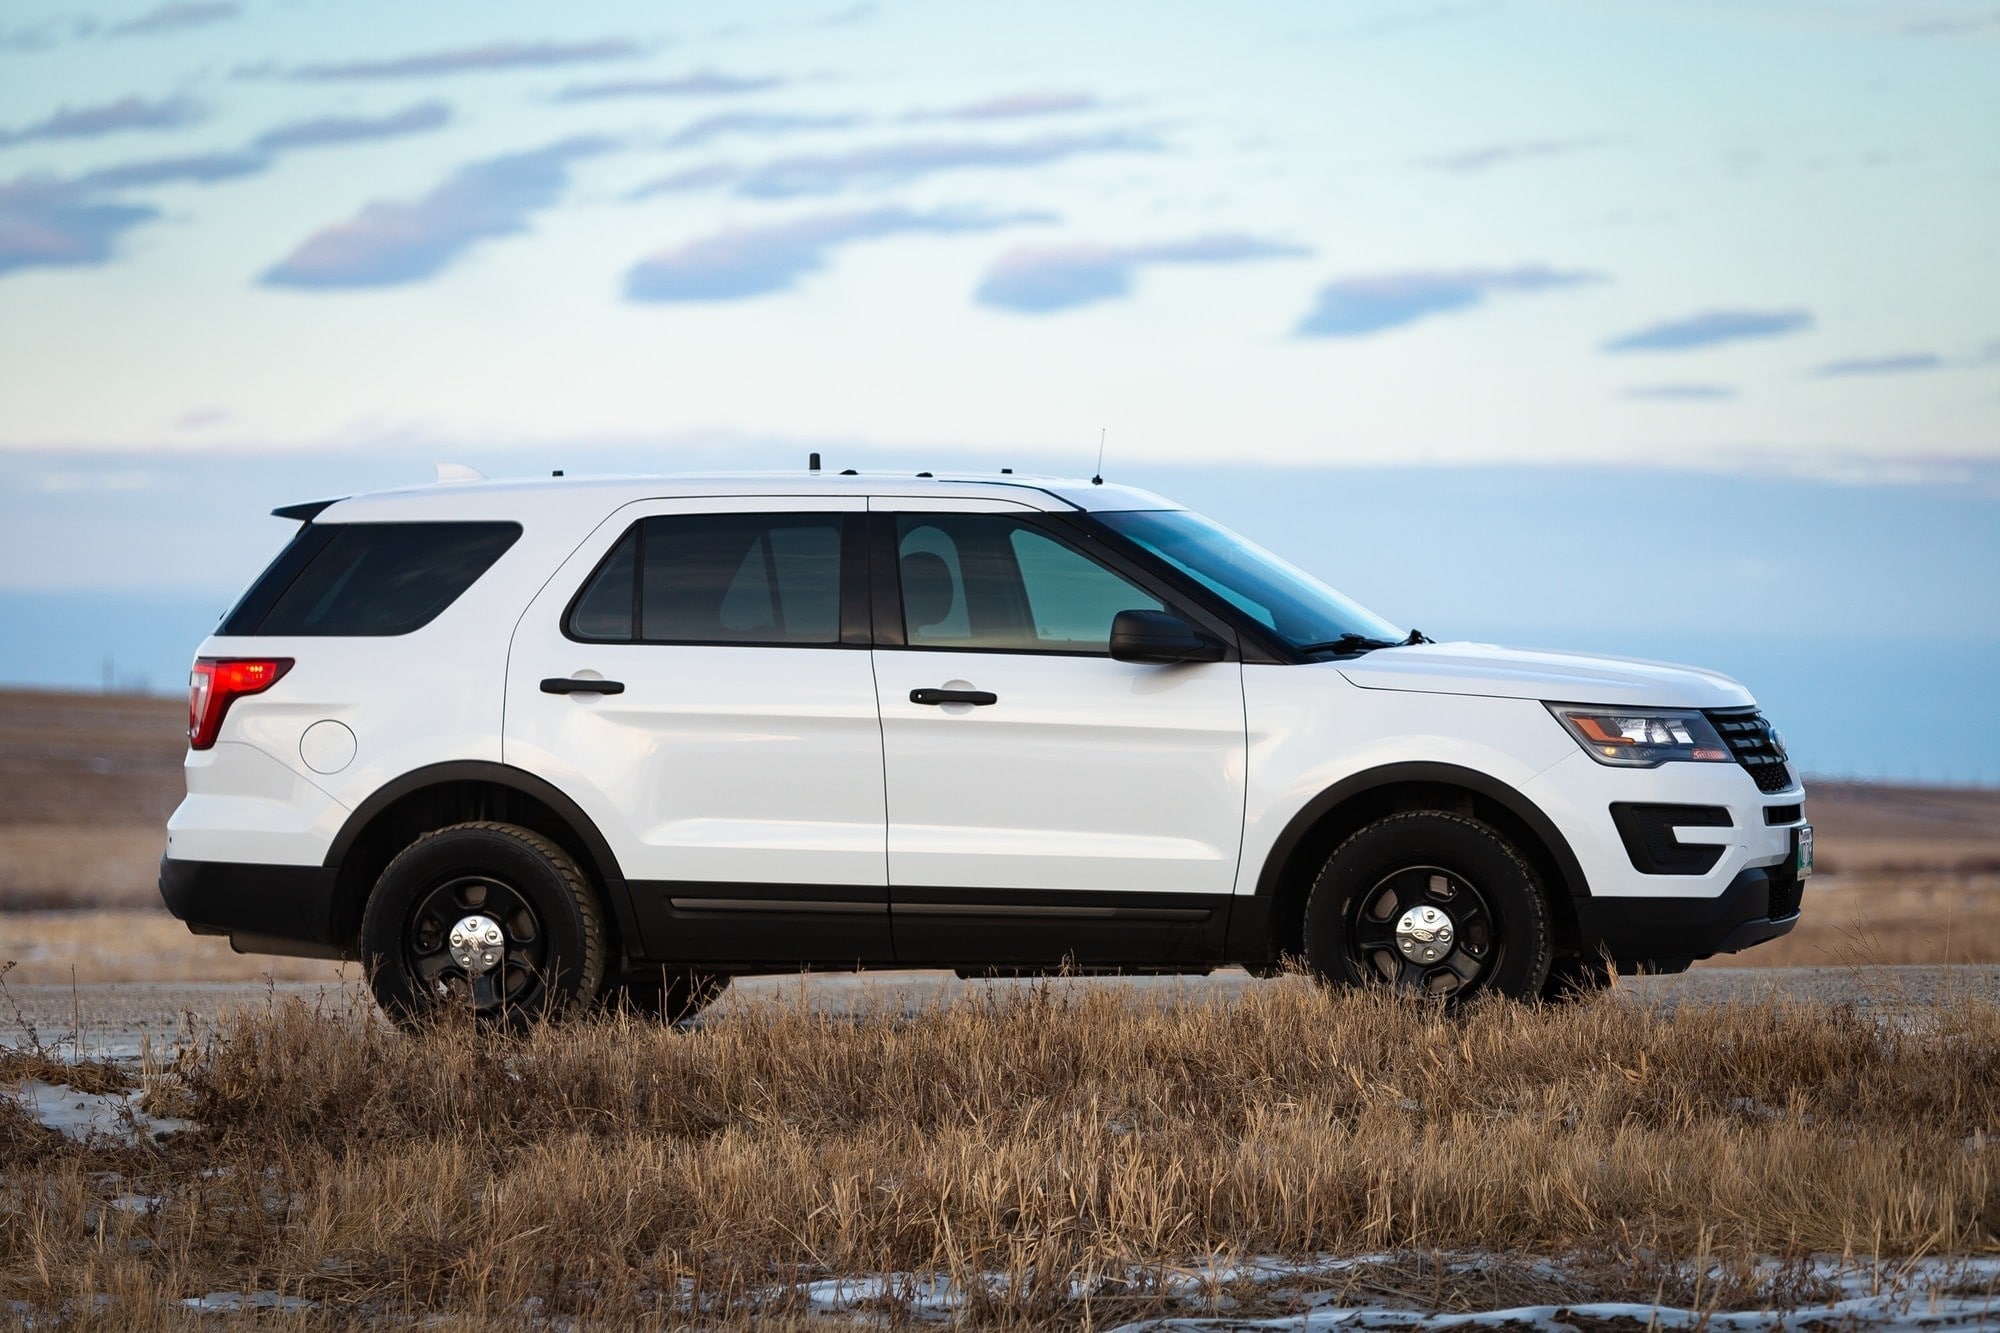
left=1706, top=708, right=1795, bottom=794
left=1766, top=863, right=1805, bottom=919
left=1764, top=804, right=1802, bottom=826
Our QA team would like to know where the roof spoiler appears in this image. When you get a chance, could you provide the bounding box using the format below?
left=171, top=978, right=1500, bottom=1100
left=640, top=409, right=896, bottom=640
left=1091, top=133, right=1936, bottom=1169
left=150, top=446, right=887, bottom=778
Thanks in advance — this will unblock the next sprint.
left=271, top=497, right=344, bottom=522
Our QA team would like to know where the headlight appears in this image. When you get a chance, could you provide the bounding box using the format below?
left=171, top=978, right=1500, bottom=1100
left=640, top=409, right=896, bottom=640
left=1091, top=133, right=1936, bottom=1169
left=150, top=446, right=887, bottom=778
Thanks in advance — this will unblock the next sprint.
left=1547, top=705, right=1733, bottom=768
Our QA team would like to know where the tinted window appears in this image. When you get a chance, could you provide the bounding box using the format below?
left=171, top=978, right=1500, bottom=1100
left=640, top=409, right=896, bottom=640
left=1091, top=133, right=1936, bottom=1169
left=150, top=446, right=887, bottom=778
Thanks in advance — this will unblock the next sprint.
left=895, top=514, right=1160, bottom=654
left=244, top=522, right=520, bottom=637
left=567, top=513, right=845, bottom=646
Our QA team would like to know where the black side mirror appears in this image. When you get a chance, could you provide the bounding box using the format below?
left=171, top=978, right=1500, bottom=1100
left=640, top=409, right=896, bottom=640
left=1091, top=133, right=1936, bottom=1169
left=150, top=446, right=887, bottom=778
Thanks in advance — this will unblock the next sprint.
left=1109, top=609, right=1226, bottom=664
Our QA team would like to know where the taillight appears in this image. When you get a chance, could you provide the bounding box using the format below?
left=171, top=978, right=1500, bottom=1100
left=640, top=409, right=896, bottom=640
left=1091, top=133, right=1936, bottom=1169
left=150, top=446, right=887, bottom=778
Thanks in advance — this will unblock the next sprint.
left=188, top=657, right=293, bottom=750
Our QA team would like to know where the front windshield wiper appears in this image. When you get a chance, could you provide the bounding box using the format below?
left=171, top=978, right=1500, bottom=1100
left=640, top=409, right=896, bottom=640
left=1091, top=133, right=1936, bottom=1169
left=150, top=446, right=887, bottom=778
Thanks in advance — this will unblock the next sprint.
left=1295, top=628, right=1433, bottom=657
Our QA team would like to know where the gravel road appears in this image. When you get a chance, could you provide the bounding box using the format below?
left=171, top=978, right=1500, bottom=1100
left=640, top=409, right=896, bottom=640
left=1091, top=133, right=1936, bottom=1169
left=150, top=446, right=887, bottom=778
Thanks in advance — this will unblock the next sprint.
left=6, top=965, right=1994, bottom=1061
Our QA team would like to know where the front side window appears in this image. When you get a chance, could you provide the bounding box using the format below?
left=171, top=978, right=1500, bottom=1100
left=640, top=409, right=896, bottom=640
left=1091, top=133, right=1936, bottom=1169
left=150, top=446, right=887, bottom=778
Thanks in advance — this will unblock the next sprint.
left=567, top=512, right=845, bottom=646
left=895, top=514, right=1161, bottom=654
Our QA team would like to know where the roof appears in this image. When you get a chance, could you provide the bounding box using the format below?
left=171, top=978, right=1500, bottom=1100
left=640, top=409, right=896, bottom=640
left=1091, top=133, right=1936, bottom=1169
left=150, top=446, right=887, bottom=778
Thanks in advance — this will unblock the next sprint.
left=290, top=469, right=1184, bottom=525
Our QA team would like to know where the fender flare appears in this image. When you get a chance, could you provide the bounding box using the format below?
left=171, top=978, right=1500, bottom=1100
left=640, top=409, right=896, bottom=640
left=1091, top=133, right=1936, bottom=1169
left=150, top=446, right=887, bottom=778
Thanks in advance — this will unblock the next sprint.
left=1251, top=761, right=1589, bottom=903
left=323, top=760, right=638, bottom=950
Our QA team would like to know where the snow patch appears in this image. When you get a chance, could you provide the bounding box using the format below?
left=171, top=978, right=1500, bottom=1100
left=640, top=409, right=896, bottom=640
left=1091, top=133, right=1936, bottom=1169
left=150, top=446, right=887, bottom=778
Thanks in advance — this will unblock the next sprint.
left=13, top=1079, right=195, bottom=1145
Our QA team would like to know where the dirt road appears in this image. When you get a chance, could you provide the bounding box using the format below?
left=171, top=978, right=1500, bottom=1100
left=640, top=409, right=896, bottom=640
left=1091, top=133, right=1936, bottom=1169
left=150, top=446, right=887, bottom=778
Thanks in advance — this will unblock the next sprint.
left=7, top=965, right=1994, bottom=1061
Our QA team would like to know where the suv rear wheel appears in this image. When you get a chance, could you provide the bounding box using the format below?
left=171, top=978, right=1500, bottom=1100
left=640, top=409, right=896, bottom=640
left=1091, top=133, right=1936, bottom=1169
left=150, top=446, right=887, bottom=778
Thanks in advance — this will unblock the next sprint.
left=360, top=821, right=607, bottom=1029
left=1303, top=810, right=1551, bottom=1003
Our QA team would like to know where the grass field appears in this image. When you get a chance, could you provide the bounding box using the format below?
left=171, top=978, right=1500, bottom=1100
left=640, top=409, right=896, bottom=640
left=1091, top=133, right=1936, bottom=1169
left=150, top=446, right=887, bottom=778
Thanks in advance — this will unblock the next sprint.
left=3, top=687, right=1999, bottom=980
left=4, top=980, right=1997, bottom=1327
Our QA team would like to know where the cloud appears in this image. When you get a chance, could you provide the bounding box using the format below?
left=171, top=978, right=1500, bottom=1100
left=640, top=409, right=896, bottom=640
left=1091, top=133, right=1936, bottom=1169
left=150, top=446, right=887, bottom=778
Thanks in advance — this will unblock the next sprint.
left=1603, top=308, right=1814, bottom=353
left=0, top=178, right=158, bottom=276
left=634, top=129, right=1163, bottom=200
left=253, top=102, right=451, bottom=152
left=664, top=111, right=861, bottom=150
left=259, top=138, right=608, bottom=290
left=0, top=148, right=274, bottom=276
left=1294, top=266, right=1602, bottom=338
left=555, top=71, right=785, bottom=102
left=106, top=2, right=239, bottom=37
left=0, top=96, right=202, bottom=147
left=1811, top=353, right=1945, bottom=377
left=1622, top=383, right=1737, bottom=401
left=624, top=206, right=1044, bottom=303
left=977, top=234, right=1310, bottom=313
left=910, top=91, right=1103, bottom=122
left=1419, top=137, right=1608, bottom=173
left=285, top=39, right=641, bottom=81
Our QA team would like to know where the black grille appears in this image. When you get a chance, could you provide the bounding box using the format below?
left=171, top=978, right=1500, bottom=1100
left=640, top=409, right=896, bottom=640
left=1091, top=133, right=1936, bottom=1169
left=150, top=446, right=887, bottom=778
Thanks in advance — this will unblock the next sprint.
left=1766, top=863, right=1805, bottom=920
left=1764, top=804, right=1802, bottom=826
left=1706, top=709, right=1795, bottom=794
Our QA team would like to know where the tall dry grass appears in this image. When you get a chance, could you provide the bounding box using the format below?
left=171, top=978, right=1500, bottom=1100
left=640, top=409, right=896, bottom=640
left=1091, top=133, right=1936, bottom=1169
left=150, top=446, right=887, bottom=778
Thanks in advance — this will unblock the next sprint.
left=4, top=978, right=1997, bottom=1326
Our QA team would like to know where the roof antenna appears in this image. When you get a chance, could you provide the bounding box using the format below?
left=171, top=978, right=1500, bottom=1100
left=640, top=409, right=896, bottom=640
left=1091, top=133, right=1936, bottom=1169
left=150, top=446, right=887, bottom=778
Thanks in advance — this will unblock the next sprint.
left=808, top=451, right=821, bottom=473
left=1091, top=428, right=1106, bottom=486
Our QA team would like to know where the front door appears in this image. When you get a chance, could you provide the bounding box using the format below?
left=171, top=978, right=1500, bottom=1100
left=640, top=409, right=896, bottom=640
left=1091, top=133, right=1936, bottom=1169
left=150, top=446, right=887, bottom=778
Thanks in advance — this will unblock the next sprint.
left=506, top=497, right=890, bottom=966
left=868, top=503, right=1247, bottom=968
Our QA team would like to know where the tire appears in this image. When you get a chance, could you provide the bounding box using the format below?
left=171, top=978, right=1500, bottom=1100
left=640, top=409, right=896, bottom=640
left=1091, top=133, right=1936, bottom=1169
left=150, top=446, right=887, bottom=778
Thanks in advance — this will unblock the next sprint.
left=360, top=821, right=607, bottom=1030
left=1303, top=811, right=1552, bottom=1004
left=607, top=968, right=729, bottom=1023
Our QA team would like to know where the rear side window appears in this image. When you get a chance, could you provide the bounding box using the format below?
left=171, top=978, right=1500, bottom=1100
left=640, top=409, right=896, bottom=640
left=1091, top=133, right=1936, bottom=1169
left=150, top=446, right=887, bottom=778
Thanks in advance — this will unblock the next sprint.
left=221, top=522, right=520, bottom=637
left=566, top=513, right=845, bottom=646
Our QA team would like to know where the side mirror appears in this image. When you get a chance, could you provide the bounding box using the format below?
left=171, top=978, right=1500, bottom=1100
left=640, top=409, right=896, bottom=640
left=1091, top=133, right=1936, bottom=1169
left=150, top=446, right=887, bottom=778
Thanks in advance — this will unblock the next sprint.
left=1109, top=609, right=1226, bottom=664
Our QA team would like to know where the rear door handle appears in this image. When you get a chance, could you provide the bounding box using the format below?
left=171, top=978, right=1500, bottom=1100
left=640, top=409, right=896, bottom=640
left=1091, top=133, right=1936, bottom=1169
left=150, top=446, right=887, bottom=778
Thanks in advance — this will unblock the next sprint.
left=910, top=688, right=997, bottom=706
left=541, top=677, right=625, bottom=695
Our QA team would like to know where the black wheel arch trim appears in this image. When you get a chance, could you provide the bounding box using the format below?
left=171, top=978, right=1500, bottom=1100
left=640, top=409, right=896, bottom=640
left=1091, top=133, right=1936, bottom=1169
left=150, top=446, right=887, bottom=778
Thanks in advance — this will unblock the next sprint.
left=1250, top=761, right=1590, bottom=905
left=322, top=760, right=639, bottom=956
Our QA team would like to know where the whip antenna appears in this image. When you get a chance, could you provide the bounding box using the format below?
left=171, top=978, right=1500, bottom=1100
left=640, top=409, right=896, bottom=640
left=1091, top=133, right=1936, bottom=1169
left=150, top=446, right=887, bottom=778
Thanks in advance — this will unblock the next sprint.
left=1091, top=428, right=1106, bottom=486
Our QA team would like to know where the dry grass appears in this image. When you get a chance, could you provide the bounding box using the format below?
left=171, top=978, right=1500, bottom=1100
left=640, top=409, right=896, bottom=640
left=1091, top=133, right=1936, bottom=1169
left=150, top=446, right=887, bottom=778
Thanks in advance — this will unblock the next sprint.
left=1720, top=872, right=2000, bottom=969
left=0, top=910, right=348, bottom=985
left=3, top=980, right=1996, bottom=1326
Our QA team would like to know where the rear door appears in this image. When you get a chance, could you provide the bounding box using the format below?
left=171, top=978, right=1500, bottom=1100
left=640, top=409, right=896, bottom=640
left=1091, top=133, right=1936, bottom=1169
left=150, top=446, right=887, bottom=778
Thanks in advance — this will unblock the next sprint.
left=505, top=497, right=891, bottom=966
left=868, top=502, right=1247, bottom=968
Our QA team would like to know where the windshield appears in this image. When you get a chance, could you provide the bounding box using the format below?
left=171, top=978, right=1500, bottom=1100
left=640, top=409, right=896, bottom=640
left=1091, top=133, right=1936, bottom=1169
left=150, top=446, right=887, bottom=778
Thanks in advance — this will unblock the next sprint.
left=1097, top=509, right=1405, bottom=652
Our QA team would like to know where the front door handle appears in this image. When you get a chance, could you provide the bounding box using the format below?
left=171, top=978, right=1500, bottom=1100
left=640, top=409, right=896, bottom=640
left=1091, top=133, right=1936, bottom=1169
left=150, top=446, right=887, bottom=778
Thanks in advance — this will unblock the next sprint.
left=541, top=677, right=625, bottom=695
left=910, top=687, right=997, bottom=706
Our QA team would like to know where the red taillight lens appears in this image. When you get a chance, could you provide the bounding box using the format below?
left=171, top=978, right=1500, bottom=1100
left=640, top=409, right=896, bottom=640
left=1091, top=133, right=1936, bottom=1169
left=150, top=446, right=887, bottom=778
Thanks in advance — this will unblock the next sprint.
left=187, top=657, right=293, bottom=749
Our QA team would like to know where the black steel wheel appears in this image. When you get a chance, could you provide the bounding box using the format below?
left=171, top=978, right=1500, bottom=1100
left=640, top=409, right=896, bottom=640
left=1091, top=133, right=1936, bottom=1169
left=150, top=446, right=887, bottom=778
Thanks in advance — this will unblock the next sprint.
left=1304, top=811, right=1551, bottom=1004
left=606, top=968, right=730, bottom=1023
left=361, top=821, right=607, bottom=1030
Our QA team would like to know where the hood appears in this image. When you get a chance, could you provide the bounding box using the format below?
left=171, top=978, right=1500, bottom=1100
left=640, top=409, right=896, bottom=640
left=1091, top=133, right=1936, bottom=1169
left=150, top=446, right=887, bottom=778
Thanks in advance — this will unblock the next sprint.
left=1336, top=641, right=1755, bottom=710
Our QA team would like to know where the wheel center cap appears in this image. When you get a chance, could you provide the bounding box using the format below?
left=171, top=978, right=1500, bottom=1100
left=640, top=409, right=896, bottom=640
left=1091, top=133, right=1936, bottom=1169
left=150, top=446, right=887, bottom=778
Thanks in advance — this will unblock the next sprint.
left=1395, top=905, right=1455, bottom=963
left=447, top=914, right=505, bottom=975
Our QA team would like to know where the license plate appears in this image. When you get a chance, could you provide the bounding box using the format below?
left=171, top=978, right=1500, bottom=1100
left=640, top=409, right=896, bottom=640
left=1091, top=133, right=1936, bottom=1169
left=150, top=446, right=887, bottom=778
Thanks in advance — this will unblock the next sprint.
left=1793, top=824, right=1814, bottom=879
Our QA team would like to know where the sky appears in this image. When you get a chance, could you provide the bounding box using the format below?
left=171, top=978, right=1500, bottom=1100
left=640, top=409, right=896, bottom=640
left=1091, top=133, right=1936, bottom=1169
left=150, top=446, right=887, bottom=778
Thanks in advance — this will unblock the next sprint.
left=0, top=0, right=1996, bottom=780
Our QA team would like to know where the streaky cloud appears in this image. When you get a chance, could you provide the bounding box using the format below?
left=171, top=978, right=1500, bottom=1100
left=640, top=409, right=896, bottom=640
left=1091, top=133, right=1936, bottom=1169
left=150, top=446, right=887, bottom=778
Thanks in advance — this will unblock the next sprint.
left=977, top=234, right=1310, bottom=313
left=0, top=96, right=201, bottom=147
left=1811, top=353, right=1945, bottom=377
left=665, top=111, right=861, bottom=150
left=1603, top=308, right=1813, bottom=353
left=625, top=206, right=1046, bottom=303
left=1419, top=136, right=1607, bottom=173
left=259, top=138, right=609, bottom=290
left=106, top=2, right=239, bottom=37
left=555, top=71, right=785, bottom=102
left=1295, top=265, right=1601, bottom=338
left=0, top=150, right=264, bottom=276
left=911, top=91, right=1102, bottom=122
left=1622, top=383, right=1737, bottom=401
left=0, top=177, right=157, bottom=275
left=254, top=102, right=451, bottom=152
left=287, top=39, right=640, bottom=81
left=647, top=129, right=1163, bottom=199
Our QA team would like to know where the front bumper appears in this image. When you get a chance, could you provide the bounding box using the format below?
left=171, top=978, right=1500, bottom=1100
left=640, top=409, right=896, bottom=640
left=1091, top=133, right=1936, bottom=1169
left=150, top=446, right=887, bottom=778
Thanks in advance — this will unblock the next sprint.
left=1573, top=862, right=1804, bottom=964
left=158, top=855, right=349, bottom=960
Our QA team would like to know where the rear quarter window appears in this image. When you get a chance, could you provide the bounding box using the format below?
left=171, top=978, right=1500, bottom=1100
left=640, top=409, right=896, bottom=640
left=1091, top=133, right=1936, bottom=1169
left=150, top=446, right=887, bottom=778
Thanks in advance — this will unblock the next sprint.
left=221, top=521, right=521, bottom=636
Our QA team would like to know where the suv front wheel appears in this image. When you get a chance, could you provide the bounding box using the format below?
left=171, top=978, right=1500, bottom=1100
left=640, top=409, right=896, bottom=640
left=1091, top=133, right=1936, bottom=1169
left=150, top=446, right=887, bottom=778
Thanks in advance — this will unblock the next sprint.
left=1303, top=811, right=1551, bottom=1003
left=360, top=821, right=608, bottom=1029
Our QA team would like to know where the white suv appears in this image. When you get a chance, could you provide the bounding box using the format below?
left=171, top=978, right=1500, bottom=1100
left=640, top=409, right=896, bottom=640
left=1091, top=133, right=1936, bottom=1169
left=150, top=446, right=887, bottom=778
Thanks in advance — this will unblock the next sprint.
left=161, top=470, right=1810, bottom=1022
